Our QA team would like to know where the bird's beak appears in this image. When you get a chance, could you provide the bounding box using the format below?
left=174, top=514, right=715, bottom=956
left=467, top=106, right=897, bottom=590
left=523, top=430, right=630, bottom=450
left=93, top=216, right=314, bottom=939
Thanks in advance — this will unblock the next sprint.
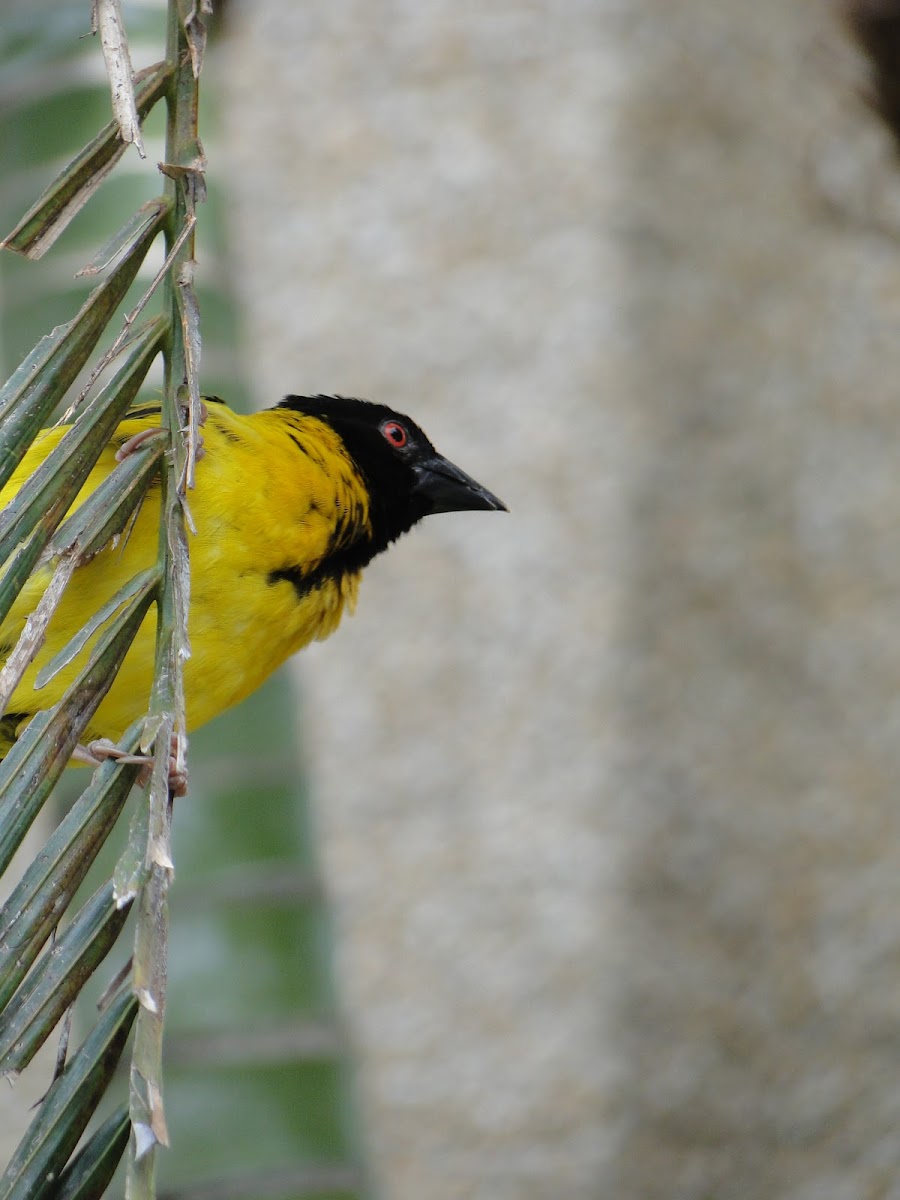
left=412, top=454, right=508, bottom=514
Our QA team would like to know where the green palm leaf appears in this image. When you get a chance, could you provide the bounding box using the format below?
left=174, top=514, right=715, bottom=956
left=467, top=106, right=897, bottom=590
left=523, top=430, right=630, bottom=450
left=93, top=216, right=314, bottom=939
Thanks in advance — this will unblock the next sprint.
left=0, top=4, right=369, bottom=1197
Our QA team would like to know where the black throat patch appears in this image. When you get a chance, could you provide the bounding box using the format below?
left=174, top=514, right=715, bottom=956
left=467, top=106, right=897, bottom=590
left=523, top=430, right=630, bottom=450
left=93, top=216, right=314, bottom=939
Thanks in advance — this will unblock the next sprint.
left=266, top=531, right=379, bottom=600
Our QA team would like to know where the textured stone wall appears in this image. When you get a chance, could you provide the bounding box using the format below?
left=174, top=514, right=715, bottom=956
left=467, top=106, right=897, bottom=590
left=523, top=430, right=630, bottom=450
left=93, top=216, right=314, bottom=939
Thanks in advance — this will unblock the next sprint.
left=219, top=2, right=900, bottom=1198
left=611, top=7, right=900, bottom=1198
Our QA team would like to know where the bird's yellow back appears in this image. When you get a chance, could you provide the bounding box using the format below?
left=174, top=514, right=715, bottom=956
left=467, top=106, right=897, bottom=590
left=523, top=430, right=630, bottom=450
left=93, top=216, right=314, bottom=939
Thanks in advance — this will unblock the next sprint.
left=0, top=400, right=372, bottom=749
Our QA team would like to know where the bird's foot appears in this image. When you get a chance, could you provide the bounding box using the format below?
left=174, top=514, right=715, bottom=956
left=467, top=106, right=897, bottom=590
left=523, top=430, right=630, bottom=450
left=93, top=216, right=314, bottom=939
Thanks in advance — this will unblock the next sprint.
left=163, top=732, right=189, bottom=797
left=71, top=738, right=150, bottom=768
left=114, top=406, right=207, bottom=465
left=73, top=733, right=189, bottom=797
left=114, top=427, right=166, bottom=462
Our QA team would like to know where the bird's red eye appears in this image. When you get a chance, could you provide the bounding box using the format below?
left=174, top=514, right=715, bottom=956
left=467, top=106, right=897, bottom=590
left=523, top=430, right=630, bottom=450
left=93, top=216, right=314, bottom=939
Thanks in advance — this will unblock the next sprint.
left=382, top=420, right=408, bottom=448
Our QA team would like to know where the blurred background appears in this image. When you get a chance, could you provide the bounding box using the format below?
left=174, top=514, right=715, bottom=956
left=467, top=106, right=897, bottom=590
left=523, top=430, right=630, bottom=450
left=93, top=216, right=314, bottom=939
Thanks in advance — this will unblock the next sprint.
left=7, top=0, right=900, bottom=1197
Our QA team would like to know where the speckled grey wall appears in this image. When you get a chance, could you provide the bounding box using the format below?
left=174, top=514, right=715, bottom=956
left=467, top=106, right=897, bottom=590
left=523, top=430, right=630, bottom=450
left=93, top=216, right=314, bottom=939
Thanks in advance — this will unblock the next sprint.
left=218, top=4, right=615, bottom=1197
left=218, top=2, right=900, bottom=1198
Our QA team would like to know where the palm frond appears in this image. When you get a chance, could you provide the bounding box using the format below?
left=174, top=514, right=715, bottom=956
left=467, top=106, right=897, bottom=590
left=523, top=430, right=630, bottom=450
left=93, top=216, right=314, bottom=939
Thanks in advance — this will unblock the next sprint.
left=0, top=4, right=372, bottom=1196
left=0, top=3, right=194, bottom=1194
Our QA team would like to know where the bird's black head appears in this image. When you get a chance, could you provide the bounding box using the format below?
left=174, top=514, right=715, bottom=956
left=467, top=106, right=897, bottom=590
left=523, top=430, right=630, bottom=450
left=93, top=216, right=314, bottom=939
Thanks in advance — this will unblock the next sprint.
left=278, top=394, right=507, bottom=553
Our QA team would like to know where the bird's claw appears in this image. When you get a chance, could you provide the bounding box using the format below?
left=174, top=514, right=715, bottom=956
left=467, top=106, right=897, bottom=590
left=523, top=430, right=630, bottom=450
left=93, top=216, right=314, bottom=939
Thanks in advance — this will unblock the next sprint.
left=115, top=424, right=206, bottom=465
left=115, top=428, right=165, bottom=463
left=73, top=733, right=189, bottom=797
left=165, top=733, right=189, bottom=798
left=71, top=738, right=150, bottom=768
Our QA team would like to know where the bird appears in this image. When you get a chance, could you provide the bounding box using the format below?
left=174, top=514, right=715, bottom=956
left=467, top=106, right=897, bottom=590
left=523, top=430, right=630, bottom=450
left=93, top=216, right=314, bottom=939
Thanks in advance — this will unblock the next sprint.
left=0, top=394, right=506, bottom=774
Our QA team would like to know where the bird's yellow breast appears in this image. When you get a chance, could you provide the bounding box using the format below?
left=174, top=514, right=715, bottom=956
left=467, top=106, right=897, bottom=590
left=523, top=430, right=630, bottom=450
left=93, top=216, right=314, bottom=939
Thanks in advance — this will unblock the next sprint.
left=0, top=402, right=372, bottom=747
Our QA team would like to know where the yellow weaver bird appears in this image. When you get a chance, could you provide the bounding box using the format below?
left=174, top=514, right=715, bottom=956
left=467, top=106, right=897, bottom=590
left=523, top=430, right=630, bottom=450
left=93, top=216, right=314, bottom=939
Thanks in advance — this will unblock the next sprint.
left=0, top=394, right=505, bottom=768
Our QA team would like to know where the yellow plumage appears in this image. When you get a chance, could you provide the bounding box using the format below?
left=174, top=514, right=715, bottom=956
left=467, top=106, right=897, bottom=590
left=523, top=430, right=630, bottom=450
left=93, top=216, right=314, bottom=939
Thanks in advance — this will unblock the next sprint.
left=0, top=394, right=504, bottom=759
